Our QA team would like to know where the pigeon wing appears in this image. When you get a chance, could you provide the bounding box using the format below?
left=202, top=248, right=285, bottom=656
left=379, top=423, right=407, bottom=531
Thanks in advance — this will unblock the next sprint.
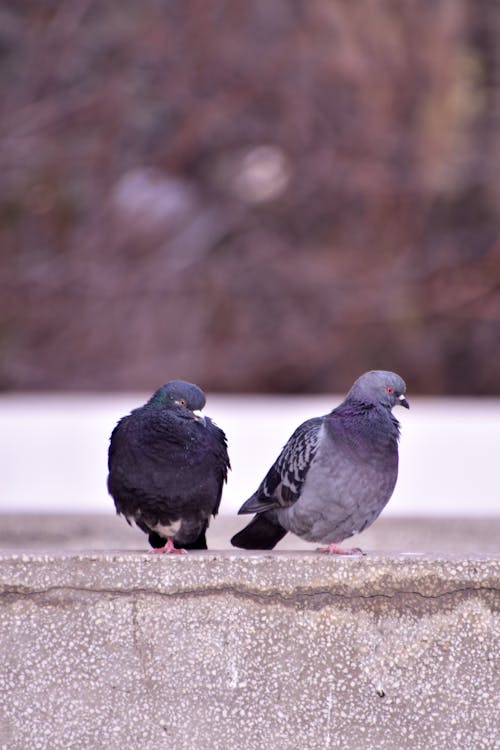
left=238, top=416, right=323, bottom=513
left=107, top=414, right=135, bottom=473
left=203, top=417, right=231, bottom=516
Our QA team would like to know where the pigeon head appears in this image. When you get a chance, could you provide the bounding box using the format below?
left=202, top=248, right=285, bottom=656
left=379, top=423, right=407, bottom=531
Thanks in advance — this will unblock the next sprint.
left=347, top=370, right=409, bottom=410
left=149, top=380, right=207, bottom=419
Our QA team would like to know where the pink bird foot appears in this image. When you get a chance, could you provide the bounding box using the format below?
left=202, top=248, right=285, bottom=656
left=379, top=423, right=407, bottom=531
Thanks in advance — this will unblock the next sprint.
left=317, top=543, right=365, bottom=556
left=150, top=538, right=187, bottom=555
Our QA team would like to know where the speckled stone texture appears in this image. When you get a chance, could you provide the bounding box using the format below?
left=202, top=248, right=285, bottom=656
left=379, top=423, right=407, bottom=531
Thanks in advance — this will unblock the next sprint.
left=0, top=552, right=498, bottom=750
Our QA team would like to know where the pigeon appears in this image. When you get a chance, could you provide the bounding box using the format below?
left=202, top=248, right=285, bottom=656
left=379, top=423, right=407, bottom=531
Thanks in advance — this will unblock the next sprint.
left=108, top=380, right=230, bottom=553
left=231, top=370, right=409, bottom=554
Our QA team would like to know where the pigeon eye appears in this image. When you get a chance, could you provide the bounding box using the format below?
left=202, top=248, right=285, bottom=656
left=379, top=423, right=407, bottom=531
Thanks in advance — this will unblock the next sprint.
left=178, top=399, right=187, bottom=407
left=385, top=386, right=393, bottom=394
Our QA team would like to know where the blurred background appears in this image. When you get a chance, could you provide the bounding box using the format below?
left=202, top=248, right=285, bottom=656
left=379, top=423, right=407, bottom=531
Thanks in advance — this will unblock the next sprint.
left=2, top=0, right=500, bottom=394
left=0, top=2, right=499, bottom=545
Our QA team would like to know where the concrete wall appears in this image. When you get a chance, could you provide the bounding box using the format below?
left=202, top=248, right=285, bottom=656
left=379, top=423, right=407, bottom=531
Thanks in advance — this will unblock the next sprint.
left=0, top=551, right=498, bottom=750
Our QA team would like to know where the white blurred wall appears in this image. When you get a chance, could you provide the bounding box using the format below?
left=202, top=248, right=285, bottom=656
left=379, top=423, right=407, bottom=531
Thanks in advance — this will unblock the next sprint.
left=0, top=394, right=498, bottom=515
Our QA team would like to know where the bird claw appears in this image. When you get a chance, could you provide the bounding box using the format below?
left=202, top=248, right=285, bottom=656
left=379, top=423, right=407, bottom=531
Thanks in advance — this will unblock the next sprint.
left=150, top=539, right=187, bottom=555
left=316, top=544, right=365, bottom=556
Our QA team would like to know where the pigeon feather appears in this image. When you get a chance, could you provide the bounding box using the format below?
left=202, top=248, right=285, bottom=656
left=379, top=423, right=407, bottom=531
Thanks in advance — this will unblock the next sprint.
left=238, top=417, right=323, bottom=513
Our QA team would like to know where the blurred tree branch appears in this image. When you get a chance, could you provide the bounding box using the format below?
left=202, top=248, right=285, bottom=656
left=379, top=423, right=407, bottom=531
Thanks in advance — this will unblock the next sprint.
left=0, top=0, right=499, bottom=394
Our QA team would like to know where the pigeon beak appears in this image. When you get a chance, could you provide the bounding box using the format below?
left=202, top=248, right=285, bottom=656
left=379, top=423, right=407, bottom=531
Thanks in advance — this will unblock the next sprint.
left=192, top=410, right=206, bottom=424
left=398, top=394, right=410, bottom=409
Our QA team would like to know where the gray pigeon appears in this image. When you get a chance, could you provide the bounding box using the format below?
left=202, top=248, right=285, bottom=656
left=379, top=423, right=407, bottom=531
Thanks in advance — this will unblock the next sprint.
left=231, top=370, right=409, bottom=554
left=108, top=380, right=230, bottom=553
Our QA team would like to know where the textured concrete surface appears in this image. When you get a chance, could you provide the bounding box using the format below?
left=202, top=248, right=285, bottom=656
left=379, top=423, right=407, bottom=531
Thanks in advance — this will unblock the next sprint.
left=0, top=551, right=499, bottom=750
left=1, top=512, right=500, bottom=553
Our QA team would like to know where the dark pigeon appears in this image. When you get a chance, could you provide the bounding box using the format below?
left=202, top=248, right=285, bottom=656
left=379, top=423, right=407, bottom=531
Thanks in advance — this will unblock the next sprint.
left=231, top=370, right=409, bottom=554
left=108, top=380, right=230, bottom=553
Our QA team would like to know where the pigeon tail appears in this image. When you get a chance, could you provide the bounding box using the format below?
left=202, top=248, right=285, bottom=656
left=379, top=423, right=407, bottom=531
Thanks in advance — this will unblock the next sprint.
left=179, top=529, right=208, bottom=550
left=148, top=531, right=168, bottom=549
left=231, top=513, right=287, bottom=550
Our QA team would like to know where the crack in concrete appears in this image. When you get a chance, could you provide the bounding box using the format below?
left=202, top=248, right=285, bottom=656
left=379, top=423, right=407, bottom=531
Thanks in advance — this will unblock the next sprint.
left=1, top=583, right=499, bottom=610
left=132, top=598, right=153, bottom=685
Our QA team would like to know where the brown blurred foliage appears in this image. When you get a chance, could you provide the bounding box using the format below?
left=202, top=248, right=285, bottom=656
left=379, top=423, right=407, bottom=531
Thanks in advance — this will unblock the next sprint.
left=1, top=0, right=499, bottom=394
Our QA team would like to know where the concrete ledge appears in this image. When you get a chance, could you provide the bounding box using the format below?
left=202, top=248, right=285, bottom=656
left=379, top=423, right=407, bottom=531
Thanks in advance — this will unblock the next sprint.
left=1, top=552, right=499, bottom=750
left=2, top=512, right=500, bottom=553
